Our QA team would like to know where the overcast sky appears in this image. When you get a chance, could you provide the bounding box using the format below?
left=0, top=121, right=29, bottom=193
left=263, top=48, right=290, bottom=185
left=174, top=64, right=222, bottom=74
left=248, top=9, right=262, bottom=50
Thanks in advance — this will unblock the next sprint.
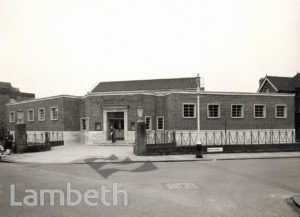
left=0, top=0, right=299, bottom=98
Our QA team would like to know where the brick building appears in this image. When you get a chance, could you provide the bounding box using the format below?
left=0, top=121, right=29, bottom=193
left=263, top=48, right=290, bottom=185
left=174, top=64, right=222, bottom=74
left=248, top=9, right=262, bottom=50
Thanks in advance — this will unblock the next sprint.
left=258, top=73, right=300, bottom=140
left=7, top=77, right=295, bottom=145
left=0, top=82, right=34, bottom=140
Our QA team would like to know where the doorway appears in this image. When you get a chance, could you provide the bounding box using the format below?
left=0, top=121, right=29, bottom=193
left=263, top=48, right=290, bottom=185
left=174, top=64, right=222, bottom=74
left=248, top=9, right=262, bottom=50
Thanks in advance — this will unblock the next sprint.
left=107, top=112, right=124, bottom=140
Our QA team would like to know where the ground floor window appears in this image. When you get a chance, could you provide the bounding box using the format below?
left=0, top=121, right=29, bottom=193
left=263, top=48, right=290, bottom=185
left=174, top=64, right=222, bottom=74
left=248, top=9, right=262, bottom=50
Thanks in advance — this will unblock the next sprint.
left=275, top=105, right=287, bottom=118
left=38, top=108, right=45, bottom=121
left=145, top=116, right=152, bottom=130
left=81, top=118, right=89, bottom=130
left=27, top=109, right=34, bottom=121
left=183, top=104, right=195, bottom=118
left=207, top=104, right=220, bottom=118
left=50, top=107, right=58, bottom=120
left=231, top=105, right=244, bottom=118
left=254, top=104, right=266, bottom=118
left=157, top=116, right=164, bottom=130
left=81, top=118, right=86, bottom=130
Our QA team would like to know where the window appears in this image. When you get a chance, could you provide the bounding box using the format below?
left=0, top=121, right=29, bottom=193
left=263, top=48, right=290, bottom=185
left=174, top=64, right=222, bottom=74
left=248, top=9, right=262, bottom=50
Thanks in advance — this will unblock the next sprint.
left=231, top=105, right=244, bottom=118
left=183, top=104, right=196, bottom=118
left=254, top=105, right=266, bottom=118
left=157, top=116, right=164, bottom=130
left=9, top=111, right=15, bottom=122
left=275, top=105, right=287, bottom=118
left=27, top=109, right=34, bottom=121
left=38, top=108, right=45, bottom=121
left=80, top=118, right=86, bottom=130
left=50, top=107, right=58, bottom=120
left=145, top=116, right=152, bottom=130
left=207, top=104, right=220, bottom=118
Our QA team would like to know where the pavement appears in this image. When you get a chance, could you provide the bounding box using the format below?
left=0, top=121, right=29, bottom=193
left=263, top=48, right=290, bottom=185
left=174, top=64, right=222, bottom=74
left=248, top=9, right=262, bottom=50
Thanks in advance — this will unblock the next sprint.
left=1, top=158, right=300, bottom=216
left=1, top=143, right=300, bottom=164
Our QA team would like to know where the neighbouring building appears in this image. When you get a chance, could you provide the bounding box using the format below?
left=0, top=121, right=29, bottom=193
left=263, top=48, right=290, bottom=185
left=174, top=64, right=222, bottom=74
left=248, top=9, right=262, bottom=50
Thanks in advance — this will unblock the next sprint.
left=258, top=73, right=300, bottom=140
left=0, top=82, right=34, bottom=140
left=7, top=77, right=295, bottom=145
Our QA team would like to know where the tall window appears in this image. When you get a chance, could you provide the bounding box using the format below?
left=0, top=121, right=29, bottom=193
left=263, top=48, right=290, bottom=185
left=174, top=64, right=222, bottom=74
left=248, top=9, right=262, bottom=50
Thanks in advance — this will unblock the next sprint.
left=254, top=105, right=266, bottom=118
left=231, top=105, right=244, bottom=118
left=81, top=118, right=86, bottom=130
left=50, top=107, right=58, bottom=120
left=157, top=116, right=164, bottom=130
left=207, top=104, right=220, bottom=118
left=183, top=104, right=195, bottom=118
left=27, top=109, right=34, bottom=121
left=38, top=108, right=45, bottom=121
left=275, top=105, right=287, bottom=118
left=9, top=111, right=15, bottom=122
left=145, top=116, right=152, bottom=130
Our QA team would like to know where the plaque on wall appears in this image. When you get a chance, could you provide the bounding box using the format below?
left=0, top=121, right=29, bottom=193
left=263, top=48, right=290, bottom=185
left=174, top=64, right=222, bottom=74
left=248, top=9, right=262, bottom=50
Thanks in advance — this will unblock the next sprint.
left=95, top=122, right=101, bottom=131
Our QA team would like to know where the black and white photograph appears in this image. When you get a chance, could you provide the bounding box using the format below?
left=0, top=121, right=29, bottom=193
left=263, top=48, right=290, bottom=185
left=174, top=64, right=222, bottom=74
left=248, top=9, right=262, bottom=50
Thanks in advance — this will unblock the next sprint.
left=0, top=0, right=300, bottom=216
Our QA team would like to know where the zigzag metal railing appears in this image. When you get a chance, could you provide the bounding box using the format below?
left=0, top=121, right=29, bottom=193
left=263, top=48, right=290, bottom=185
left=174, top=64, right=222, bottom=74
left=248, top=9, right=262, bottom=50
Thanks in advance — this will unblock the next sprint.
left=146, top=130, right=296, bottom=146
left=27, top=132, right=64, bottom=145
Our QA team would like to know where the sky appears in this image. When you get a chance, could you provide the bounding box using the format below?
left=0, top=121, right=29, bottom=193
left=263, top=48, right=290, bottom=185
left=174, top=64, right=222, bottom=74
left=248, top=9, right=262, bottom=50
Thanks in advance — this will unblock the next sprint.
left=0, top=0, right=300, bottom=98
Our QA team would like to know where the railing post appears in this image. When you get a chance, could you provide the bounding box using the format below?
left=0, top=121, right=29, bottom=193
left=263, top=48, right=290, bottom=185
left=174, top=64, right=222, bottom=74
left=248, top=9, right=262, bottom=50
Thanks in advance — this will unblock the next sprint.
left=205, top=132, right=208, bottom=146
left=172, top=131, right=176, bottom=145
left=285, top=131, right=288, bottom=143
left=250, top=131, right=253, bottom=145
left=154, top=132, right=157, bottom=144
left=180, top=132, right=183, bottom=146
left=258, top=131, right=260, bottom=144
left=265, top=131, right=267, bottom=144
left=292, top=130, right=295, bottom=143
left=228, top=131, right=231, bottom=145
left=271, top=130, right=273, bottom=144
left=279, top=130, right=281, bottom=144
left=189, top=132, right=191, bottom=146
left=243, top=131, right=246, bottom=145
left=221, top=131, right=223, bottom=145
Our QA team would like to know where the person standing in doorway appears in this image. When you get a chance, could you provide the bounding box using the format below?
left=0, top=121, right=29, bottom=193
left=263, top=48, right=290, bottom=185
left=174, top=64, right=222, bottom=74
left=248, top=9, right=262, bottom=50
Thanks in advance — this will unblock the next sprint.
left=110, top=126, right=116, bottom=143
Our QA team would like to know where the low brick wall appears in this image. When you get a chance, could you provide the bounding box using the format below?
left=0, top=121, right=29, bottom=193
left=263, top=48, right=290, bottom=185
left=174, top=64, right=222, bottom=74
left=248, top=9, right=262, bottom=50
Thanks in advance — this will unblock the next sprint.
left=26, top=143, right=51, bottom=152
left=145, top=143, right=300, bottom=156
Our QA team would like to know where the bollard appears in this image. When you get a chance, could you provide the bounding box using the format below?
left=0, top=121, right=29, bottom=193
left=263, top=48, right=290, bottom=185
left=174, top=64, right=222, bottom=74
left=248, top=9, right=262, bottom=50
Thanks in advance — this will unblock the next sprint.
left=196, top=144, right=203, bottom=158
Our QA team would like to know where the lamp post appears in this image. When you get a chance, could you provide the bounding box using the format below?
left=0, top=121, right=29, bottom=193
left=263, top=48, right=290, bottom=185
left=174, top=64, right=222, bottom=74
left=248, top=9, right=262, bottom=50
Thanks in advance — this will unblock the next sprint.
left=16, top=110, right=25, bottom=124
left=134, top=106, right=146, bottom=155
left=137, top=106, right=144, bottom=122
left=196, top=74, right=202, bottom=158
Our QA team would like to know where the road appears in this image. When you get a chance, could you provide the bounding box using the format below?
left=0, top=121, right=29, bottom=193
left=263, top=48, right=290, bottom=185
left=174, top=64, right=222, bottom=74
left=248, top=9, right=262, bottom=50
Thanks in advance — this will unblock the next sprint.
left=0, top=158, right=300, bottom=217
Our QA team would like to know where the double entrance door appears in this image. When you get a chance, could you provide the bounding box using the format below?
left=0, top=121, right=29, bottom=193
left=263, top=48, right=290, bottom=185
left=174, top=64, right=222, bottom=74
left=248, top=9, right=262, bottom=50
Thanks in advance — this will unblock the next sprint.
left=107, top=112, right=124, bottom=140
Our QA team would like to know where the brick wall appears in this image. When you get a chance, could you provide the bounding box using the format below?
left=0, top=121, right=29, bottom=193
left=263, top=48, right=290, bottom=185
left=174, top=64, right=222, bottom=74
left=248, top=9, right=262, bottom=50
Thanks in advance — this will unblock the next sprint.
left=63, top=98, right=82, bottom=131
left=166, top=93, right=294, bottom=130
left=6, top=93, right=295, bottom=135
left=0, top=91, right=34, bottom=139
left=85, top=94, right=158, bottom=131
left=7, top=98, right=64, bottom=131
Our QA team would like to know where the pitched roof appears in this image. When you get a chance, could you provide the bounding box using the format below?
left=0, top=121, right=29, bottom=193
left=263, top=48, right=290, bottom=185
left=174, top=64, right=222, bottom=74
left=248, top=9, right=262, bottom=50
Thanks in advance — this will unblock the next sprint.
left=91, top=77, right=198, bottom=92
left=266, top=76, right=294, bottom=92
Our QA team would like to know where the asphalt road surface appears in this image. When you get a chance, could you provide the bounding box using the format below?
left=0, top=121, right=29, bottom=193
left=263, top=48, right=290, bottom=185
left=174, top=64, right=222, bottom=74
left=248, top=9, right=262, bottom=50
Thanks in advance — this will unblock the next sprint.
left=0, top=158, right=300, bottom=217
